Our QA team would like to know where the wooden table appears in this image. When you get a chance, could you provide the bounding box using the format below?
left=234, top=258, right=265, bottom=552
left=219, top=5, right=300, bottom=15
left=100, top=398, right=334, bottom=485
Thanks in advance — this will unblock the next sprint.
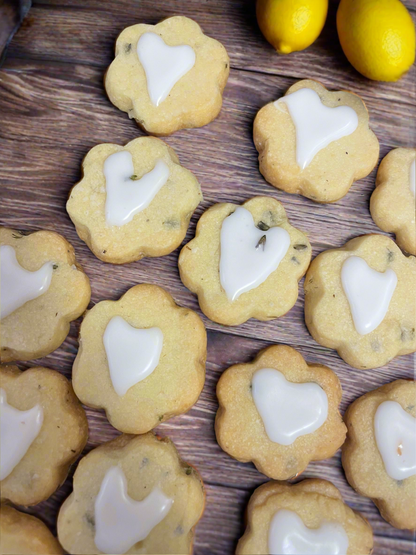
left=1, top=1, right=415, bottom=553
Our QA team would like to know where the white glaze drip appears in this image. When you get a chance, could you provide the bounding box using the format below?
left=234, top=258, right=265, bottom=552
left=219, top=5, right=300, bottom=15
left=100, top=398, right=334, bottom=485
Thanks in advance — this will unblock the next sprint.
left=410, top=159, right=415, bottom=199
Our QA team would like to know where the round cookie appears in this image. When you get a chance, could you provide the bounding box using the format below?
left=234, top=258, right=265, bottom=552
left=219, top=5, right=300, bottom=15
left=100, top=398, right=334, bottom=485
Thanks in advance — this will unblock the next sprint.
left=179, top=197, right=311, bottom=326
left=253, top=79, right=379, bottom=203
left=0, top=227, right=91, bottom=362
left=72, top=284, right=206, bottom=434
left=304, top=234, right=416, bottom=369
left=105, top=16, right=229, bottom=135
left=0, top=365, right=88, bottom=506
left=342, top=379, right=416, bottom=530
left=67, top=137, right=202, bottom=264
left=57, top=433, right=205, bottom=555
left=216, top=345, right=347, bottom=480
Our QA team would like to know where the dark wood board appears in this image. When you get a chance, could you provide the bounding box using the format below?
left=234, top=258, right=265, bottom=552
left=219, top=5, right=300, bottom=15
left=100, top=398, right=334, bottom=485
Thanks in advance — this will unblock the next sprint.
left=0, top=0, right=415, bottom=553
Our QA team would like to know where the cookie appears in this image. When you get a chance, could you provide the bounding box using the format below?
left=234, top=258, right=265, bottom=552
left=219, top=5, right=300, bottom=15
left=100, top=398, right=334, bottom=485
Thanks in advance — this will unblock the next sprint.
left=179, top=197, right=311, bottom=326
left=72, top=284, right=206, bottom=434
left=0, top=365, right=88, bottom=506
left=253, top=79, right=379, bottom=203
left=0, top=228, right=91, bottom=362
left=370, top=147, right=416, bottom=255
left=67, top=137, right=202, bottom=264
left=105, top=16, right=229, bottom=136
left=342, top=379, right=416, bottom=530
left=236, top=479, right=373, bottom=555
left=57, top=433, right=205, bottom=555
left=216, top=345, right=346, bottom=480
left=304, top=234, right=416, bottom=369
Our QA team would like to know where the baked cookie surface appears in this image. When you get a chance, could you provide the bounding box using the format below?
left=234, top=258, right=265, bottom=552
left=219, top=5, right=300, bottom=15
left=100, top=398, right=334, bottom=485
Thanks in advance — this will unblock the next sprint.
left=253, top=79, right=379, bottom=203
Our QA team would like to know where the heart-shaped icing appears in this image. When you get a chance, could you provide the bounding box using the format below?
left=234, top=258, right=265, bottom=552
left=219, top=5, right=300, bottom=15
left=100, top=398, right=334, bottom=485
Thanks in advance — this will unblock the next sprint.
left=341, top=256, right=397, bottom=336
left=94, top=466, right=173, bottom=554
left=252, top=368, right=328, bottom=445
left=275, top=88, right=359, bottom=170
left=137, top=32, right=196, bottom=107
left=104, top=152, right=170, bottom=226
left=410, top=159, right=415, bottom=199
left=220, top=207, right=291, bottom=301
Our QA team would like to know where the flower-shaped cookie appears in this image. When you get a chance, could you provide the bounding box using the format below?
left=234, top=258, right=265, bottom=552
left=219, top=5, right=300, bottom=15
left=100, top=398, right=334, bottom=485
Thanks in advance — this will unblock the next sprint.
left=179, top=197, right=311, bottom=326
left=342, top=380, right=416, bottom=531
left=216, top=345, right=346, bottom=480
left=304, top=234, right=416, bottom=369
left=253, top=79, right=379, bottom=203
left=0, top=228, right=90, bottom=362
left=67, top=137, right=202, bottom=264
left=370, top=147, right=416, bottom=255
left=105, top=16, right=229, bottom=135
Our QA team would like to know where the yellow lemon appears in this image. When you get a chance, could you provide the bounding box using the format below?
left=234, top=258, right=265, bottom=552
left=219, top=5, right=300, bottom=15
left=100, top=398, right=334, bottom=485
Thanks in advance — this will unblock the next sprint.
left=256, top=0, right=328, bottom=54
left=337, top=0, right=416, bottom=81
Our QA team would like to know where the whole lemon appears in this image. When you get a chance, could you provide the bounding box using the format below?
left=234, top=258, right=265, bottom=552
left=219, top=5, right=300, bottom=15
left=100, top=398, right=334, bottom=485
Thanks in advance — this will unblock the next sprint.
left=337, top=0, right=416, bottom=81
left=256, top=0, right=328, bottom=54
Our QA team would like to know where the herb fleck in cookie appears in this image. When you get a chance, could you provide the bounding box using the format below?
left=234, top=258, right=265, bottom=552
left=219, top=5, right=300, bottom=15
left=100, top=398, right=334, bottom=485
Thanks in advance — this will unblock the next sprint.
left=253, top=79, right=379, bottom=203
left=179, top=197, right=311, bottom=326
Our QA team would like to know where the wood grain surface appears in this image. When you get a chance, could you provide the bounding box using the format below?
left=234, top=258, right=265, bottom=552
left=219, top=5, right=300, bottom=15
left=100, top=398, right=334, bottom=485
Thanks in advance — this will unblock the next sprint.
left=0, top=0, right=415, bottom=553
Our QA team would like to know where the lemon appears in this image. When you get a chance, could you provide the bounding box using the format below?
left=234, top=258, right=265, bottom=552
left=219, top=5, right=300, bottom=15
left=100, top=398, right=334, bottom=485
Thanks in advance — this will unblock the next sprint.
left=337, top=0, right=415, bottom=81
left=256, top=0, right=328, bottom=54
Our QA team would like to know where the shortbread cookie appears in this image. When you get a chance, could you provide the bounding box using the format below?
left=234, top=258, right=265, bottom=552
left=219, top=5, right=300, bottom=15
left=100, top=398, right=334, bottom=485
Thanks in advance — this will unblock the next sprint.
left=342, top=380, right=416, bottom=530
left=254, top=79, right=379, bottom=203
left=0, top=228, right=90, bottom=362
left=72, top=284, right=206, bottom=434
left=236, top=479, right=373, bottom=555
left=0, top=365, right=88, bottom=506
left=370, top=147, right=416, bottom=255
left=304, top=234, right=416, bottom=369
left=179, top=197, right=311, bottom=326
left=105, top=16, right=229, bottom=135
left=216, top=345, right=346, bottom=480
left=57, top=433, right=205, bottom=555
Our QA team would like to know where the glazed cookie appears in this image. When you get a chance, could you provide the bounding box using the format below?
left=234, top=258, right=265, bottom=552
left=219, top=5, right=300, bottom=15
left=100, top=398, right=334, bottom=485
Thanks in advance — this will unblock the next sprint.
left=216, top=345, right=346, bottom=480
left=370, top=147, right=416, bottom=255
left=304, top=234, right=416, bottom=369
left=0, top=228, right=90, bottom=362
left=105, top=16, right=229, bottom=135
left=342, top=380, right=416, bottom=530
left=72, top=284, right=206, bottom=434
left=0, top=365, right=88, bottom=506
left=253, top=79, right=379, bottom=203
left=179, top=197, right=311, bottom=326
left=236, top=479, right=373, bottom=555
left=57, top=433, right=205, bottom=555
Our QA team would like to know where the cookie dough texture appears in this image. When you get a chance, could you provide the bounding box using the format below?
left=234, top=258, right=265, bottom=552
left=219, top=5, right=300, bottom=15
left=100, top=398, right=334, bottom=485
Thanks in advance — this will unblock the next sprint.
left=0, top=365, right=88, bottom=506
left=105, top=16, right=229, bottom=135
left=0, top=228, right=91, bottom=362
left=304, top=234, right=416, bottom=369
left=57, top=433, right=205, bottom=555
left=370, top=148, right=416, bottom=255
left=72, top=284, right=206, bottom=434
left=67, top=137, right=202, bottom=264
left=236, top=479, right=373, bottom=555
left=179, top=197, right=311, bottom=326
left=216, top=345, right=346, bottom=480
left=253, top=79, right=379, bottom=203
left=342, top=380, right=416, bottom=530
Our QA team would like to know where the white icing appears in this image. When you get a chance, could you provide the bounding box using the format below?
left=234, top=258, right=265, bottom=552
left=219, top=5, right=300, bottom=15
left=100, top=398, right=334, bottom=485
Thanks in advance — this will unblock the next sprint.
left=410, top=159, right=415, bottom=199
left=0, top=245, right=53, bottom=320
left=275, top=88, right=359, bottom=170
left=104, top=153, right=170, bottom=227
left=137, top=32, right=196, bottom=106
left=219, top=207, right=291, bottom=301
left=94, top=466, right=173, bottom=554
left=0, top=388, right=43, bottom=481
left=252, top=368, right=328, bottom=445
left=374, top=400, right=416, bottom=481
left=103, top=316, right=163, bottom=396
left=341, top=256, right=397, bottom=336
